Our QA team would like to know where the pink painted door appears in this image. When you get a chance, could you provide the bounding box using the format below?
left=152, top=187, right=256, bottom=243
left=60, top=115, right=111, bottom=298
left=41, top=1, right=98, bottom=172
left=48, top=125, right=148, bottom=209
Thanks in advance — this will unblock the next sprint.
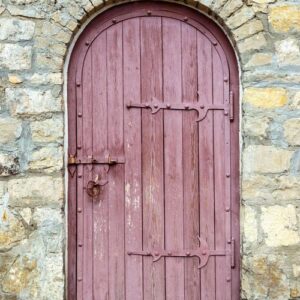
left=68, top=2, right=240, bottom=300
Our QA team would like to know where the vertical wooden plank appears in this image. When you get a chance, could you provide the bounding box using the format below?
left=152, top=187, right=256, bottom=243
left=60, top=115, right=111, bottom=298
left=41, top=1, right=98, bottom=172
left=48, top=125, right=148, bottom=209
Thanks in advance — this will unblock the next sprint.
left=67, top=46, right=78, bottom=300
left=197, top=33, right=216, bottom=300
left=82, top=48, right=94, bottom=300
left=91, top=33, right=109, bottom=299
left=221, top=49, right=232, bottom=300
left=181, top=22, right=200, bottom=300
left=163, top=18, right=185, bottom=300
left=107, top=22, right=125, bottom=300
left=141, top=16, right=165, bottom=300
left=77, top=164, right=84, bottom=300
left=76, top=60, right=84, bottom=300
left=123, top=18, right=143, bottom=300
left=212, top=48, right=227, bottom=300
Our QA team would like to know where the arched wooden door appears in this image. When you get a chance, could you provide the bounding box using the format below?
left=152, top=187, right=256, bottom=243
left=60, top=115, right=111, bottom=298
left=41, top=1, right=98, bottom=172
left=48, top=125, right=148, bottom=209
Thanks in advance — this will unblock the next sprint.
left=68, top=2, right=239, bottom=299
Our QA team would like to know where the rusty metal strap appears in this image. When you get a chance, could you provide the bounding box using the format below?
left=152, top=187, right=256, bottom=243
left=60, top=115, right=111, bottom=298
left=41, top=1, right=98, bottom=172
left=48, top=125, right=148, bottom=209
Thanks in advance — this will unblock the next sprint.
left=68, top=155, right=125, bottom=165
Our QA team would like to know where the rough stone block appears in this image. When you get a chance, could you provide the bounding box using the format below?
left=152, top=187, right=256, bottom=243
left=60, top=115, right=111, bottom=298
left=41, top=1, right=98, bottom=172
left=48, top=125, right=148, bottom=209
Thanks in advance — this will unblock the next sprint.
left=6, top=88, right=62, bottom=116
left=293, top=265, right=300, bottom=278
left=242, top=255, right=290, bottom=299
left=219, top=0, right=243, bottom=19
left=243, top=205, right=257, bottom=244
left=198, top=0, right=213, bottom=7
left=28, top=73, right=63, bottom=85
left=0, top=44, right=32, bottom=70
left=8, top=74, right=23, bottom=84
left=1, top=253, right=38, bottom=296
left=7, top=4, right=46, bottom=19
left=242, top=174, right=274, bottom=201
left=35, top=52, right=64, bottom=71
left=226, top=5, right=255, bottom=29
left=0, top=153, right=20, bottom=176
left=64, top=2, right=86, bottom=20
left=238, top=32, right=267, bottom=53
left=66, top=19, right=78, bottom=31
left=0, top=18, right=35, bottom=41
left=90, top=0, right=104, bottom=6
left=79, top=0, right=95, bottom=13
left=244, top=116, right=270, bottom=139
left=51, top=10, right=72, bottom=27
left=245, top=53, right=273, bottom=68
left=0, top=192, right=27, bottom=251
left=0, top=117, right=22, bottom=144
left=233, top=19, right=264, bottom=41
left=290, top=91, right=300, bottom=109
left=275, top=38, right=300, bottom=66
left=291, top=288, right=300, bottom=298
left=243, top=145, right=292, bottom=174
left=212, top=0, right=227, bottom=10
left=272, top=176, right=300, bottom=201
left=244, top=87, right=287, bottom=108
left=39, top=255, right=64, bottom=299
left=284, top=118, right=300, bottom=146
left=7, top=176, right=63, bottom=207
left=243, top=174, right=300, bottom=202
left=261, top=205, right=300, bottom=247
left=28, top=146, right=63, bottom=173
left=31, top=117, right=63, bottom=143
left=269, top=5, right=300, bottom=33
left=249, top=0, right=275, bottom=13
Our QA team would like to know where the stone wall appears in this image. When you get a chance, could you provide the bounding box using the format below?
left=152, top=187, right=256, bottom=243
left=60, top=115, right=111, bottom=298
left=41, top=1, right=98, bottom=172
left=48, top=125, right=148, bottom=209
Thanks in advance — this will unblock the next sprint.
left=0, top=0, right=299, bottom=299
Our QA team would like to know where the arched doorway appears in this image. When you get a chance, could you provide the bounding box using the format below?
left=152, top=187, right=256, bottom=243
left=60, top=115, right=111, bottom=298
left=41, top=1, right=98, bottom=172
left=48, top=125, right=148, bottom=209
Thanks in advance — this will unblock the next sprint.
left=67, top=2, right=240, bottom=299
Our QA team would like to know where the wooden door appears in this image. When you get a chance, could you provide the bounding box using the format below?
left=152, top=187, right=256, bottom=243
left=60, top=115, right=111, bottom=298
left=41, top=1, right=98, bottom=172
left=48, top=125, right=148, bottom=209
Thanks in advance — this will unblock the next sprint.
left=68, top=2, right=240, bottom=299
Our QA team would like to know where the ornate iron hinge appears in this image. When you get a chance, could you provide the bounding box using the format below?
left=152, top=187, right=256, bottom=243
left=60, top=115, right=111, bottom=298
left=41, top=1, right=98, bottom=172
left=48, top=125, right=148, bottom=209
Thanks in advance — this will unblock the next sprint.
left=127, top=94, right=234, bottom=122
left=128, top=236, right=228, bottom=269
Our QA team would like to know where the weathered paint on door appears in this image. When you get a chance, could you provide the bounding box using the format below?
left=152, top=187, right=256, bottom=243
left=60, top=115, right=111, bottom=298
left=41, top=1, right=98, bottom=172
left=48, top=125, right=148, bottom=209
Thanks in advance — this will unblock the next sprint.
left=68, top=2, right=240, bottom=299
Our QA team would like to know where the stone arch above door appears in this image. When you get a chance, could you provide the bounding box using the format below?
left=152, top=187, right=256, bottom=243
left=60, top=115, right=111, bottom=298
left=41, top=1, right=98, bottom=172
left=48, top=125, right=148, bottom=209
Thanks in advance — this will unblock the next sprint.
left=51, top=0, right=261, bottom=59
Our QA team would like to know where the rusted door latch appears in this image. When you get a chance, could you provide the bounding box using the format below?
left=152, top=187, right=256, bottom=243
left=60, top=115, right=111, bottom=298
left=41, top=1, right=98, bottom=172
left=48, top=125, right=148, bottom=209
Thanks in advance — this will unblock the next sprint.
left=68, top=154, right=125, bottom=166
left=68, top=154, right=125, bottom=198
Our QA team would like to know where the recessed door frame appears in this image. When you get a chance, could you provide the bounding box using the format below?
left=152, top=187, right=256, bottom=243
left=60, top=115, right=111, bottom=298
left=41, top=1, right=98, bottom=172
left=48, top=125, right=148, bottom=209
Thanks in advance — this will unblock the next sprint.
left=66, top=2, right=240, bottom=299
